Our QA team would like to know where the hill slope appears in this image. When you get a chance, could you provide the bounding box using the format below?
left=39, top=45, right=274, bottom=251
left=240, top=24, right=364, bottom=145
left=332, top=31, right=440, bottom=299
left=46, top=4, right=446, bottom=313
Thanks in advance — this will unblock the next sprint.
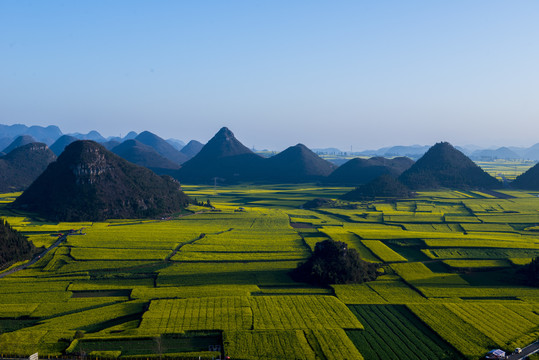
left=180, top=140, right=204, bottom=159
left=112, top=139, right=181, bottom=174
left=2, top=135, right=37, bottom=153
left=12, top=141, right=189, bottom=221
left=136, top=131, right=188, bottom=165
left=341, top=174, right=412, bottom=200
left=524, top=143, right=539, bottom=161
left=0, top=143, right=57, bottom=193
left=176, top=127, right=264, bottom=183
left=511, top=163, right=539, bottom=190
left=327, top=156, right=414, bottom=185
left=50, top=135, right=78, bottom=155
left=265, top=144, right=337, bottom=182
left=399, top=142, right=501, bottom=190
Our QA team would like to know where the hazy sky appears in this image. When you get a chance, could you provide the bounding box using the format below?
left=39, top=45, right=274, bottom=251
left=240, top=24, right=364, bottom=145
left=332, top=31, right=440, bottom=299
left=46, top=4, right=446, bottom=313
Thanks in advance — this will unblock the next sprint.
left=1, top=1, right=538, bottom=150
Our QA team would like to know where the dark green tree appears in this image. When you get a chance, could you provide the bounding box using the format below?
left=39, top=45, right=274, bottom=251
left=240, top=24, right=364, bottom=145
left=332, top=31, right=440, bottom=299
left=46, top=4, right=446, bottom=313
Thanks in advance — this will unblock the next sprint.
left=0, top=219, right=35, bottom=267
left=521, top=257, right=539, bottom=287
left=292, top=239, right=379, bottom=285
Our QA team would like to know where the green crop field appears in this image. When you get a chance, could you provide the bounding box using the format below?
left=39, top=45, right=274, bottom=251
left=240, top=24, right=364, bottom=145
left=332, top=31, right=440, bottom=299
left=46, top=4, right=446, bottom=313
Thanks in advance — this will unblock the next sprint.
left=1, top=184, right=539, bottom=359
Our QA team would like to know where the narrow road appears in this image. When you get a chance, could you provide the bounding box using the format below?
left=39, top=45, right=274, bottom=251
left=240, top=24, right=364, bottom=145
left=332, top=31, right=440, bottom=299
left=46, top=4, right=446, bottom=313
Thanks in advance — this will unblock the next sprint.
left=0, top=232, right=69, bottom=279
left=506, top=340, right=539, bottom=360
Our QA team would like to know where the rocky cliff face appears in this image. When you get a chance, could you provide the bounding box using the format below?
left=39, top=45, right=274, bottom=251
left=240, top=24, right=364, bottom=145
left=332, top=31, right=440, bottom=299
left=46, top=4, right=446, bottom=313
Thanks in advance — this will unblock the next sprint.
left=70, top=146, right=111, bottom=184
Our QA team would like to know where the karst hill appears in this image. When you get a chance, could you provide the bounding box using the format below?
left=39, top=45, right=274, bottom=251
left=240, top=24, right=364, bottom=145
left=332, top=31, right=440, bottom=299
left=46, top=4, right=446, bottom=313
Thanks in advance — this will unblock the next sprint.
left=111, top=139, right=181, bottom=175
left=398, top=142, right=501, bottom=190
left=176, top=127, right=265, bottom=183
left=265, top=143, right=337, bottom=182
left=327, top=156, right=414, bottom=185
left=0, top=142, right=57, bottom=193
left=180, top=140, right=204, bottom=159
left=176, top=128, right=340, bottom=184
left=12, top=140, right=189, bottom=221
left=135, top=131, right=188, bottom=165
left=512, top=162, right=539, bottom=190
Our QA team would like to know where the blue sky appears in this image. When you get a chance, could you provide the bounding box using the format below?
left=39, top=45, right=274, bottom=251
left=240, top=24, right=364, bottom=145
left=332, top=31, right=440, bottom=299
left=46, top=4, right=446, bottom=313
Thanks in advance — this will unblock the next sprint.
left=1, top=1, right=538, bottom=150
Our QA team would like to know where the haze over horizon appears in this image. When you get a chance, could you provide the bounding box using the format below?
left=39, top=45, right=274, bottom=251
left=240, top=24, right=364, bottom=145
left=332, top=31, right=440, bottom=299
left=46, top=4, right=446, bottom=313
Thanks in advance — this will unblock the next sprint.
left=2, top=1, right=538, bottom=151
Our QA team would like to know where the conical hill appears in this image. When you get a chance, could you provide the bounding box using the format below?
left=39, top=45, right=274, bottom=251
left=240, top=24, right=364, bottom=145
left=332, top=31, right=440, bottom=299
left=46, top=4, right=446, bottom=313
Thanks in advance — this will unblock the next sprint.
left=327, top=156, right=413, bottom=185
left=180, top=140, right=204, bottom=159
left=265, top=144, right=336, bottom=182
left=50, top=135, right=78, bottom=156
left=0, top=143, right=57, bottom=193
left=511, top=163, right=539, bottom=190
left=176, top=127, right=264, bottom=183
left=112, top=139, right=181, bottom=174
left=2, top=135, right=37, bottom=153
left=12, top=141, right=189, bottom=221
left=399, top=142, right=501, bottom=190
left=135, top=131, right=188, bottom=165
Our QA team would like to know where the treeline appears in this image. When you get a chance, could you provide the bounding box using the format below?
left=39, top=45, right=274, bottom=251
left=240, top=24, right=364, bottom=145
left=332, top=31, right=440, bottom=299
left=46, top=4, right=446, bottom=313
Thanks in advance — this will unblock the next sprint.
left=520, top=257, right=539, bottom=287
left=0, top=218, right=35, bottom=267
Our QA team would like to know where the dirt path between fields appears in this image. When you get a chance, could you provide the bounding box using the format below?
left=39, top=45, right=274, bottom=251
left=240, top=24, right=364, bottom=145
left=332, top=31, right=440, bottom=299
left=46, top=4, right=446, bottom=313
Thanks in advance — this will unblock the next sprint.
left=165, top=228, right=233, bottom=261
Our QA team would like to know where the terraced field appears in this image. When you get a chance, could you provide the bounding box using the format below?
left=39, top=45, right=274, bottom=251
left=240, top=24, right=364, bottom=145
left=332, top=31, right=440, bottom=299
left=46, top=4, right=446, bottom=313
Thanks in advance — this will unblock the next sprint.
left=1, top=186, right=539, bottom=359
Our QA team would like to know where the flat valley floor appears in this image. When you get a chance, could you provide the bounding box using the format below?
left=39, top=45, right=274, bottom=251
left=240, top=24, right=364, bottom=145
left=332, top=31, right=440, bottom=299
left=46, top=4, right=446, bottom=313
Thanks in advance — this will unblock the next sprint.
left=1, top=184, right=539, bottom=359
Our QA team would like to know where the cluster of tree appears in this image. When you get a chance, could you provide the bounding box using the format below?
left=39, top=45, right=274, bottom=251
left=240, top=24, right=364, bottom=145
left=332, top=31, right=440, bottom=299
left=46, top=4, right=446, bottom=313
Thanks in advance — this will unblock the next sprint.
left=192, top=198, right=214, bottom=208
left=291, top=239, right=379, bottom=285
left=0, top=219, right=35, bottom=268
left=519, top=257, right=539, bottom=287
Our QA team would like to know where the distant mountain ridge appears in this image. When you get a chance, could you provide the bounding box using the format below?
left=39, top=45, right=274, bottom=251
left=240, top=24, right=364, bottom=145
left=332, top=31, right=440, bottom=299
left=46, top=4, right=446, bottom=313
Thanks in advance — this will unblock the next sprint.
left=471, top=147, right=520, bottom=160
left=12, top=140, right=189, bottom=221
left=0, top=124, right=61, bottom=145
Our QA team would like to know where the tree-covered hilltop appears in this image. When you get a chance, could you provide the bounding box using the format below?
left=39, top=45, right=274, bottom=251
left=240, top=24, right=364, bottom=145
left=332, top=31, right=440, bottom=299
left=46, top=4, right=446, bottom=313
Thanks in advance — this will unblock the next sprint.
left=292, top=239, right=380, bottom=285
left=12, top=140, right=190, bottom=222
left=0, top=142, right=57, bottom=193
left=399, top=142, right=501, bottom=190
left=326, top=156, right=414, bottom=185
left=341, top=174, right=413, bottom=201
left=0, top=218, right=35, bottom=268
left=511, top=162, right=539, bottom=190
